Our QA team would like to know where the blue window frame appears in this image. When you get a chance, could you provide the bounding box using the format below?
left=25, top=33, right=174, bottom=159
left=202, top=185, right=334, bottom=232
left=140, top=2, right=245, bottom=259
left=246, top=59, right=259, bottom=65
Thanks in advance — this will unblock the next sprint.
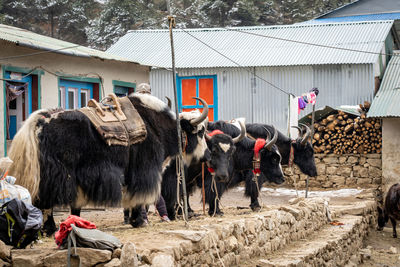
left=112, top=80, right=136, bottom=97
left=59, top=79, right=93, bottom=109
left=177, top=75, right=218, bottom=121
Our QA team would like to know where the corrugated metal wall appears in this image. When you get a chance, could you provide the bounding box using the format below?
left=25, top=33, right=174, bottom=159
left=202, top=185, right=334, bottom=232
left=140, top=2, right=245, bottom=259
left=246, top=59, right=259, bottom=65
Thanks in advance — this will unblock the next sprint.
left=150, top=64, right=374, bottom=133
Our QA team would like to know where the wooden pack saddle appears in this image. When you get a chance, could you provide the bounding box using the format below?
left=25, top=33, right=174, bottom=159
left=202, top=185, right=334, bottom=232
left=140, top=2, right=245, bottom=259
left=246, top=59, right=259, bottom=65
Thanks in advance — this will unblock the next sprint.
left=79, top=93, right=147, bottom=146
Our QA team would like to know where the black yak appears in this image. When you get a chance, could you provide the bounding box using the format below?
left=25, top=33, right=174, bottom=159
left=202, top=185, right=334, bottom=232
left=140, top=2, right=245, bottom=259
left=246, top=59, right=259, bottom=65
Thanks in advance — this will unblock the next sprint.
left=8, top=94, right=210, bottom=230
left=161, top=120, right=246, bottom=220
left=378, top=183, right=400, bottom=238
left=199, top=120, right=284, bottom=216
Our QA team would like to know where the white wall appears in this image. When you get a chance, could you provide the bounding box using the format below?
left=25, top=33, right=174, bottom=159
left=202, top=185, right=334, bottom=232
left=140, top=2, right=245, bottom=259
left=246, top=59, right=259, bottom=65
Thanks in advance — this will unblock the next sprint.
left=382, top=118, right=400, bottom=194
left=0, top=41, right=150, bottom=155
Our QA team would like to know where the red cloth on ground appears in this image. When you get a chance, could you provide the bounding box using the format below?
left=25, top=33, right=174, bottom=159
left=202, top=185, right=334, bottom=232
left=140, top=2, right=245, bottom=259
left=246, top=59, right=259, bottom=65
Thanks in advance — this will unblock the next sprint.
left=55, top=215, right=96, bottom=247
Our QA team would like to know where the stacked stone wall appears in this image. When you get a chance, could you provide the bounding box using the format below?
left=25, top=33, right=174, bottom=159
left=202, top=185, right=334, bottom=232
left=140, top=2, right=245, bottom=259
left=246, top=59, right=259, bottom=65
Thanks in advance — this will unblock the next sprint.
left=283, top=153, right=382, bottom=189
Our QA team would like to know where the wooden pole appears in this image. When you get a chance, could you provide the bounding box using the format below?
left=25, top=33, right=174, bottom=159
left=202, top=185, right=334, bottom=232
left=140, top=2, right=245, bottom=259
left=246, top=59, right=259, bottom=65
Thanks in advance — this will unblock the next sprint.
left=305, top=104, right=316, bottom=198
left=168, top=15, right=188, bottom=222
left=202, top=163, right=206, bottom=215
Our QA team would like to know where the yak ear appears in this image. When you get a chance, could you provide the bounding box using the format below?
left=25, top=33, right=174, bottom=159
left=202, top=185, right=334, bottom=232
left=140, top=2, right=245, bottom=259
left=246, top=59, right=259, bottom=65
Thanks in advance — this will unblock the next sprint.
left=180, top=119, right=194, bottom=134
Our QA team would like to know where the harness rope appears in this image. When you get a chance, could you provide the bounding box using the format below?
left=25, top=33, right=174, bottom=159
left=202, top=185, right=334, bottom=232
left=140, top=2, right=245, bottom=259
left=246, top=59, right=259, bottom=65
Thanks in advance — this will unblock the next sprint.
left=175, top=132, right=188, bottom=223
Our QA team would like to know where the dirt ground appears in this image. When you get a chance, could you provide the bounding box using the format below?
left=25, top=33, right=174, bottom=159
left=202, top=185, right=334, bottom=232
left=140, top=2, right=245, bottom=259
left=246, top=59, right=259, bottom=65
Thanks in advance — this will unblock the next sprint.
left=34, top=187, right=400, bottom=267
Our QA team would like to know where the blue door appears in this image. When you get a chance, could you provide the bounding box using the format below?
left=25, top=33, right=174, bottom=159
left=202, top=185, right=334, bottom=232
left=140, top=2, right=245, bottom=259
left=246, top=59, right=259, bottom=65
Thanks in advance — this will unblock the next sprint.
left=5, top=72, right=32, bottom=139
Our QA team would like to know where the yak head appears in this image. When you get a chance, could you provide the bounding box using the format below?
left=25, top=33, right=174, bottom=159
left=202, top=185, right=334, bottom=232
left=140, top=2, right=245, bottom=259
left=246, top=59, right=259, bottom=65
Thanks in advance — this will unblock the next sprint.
left=377, top=205, right=387, bottom=231
left=206, top=120, right=246, bottom=183
left=291, top=124, right=317, bottom=177
left=258, top=126, right=285, bottom=185
left=179, top=97, right=211, bottom=165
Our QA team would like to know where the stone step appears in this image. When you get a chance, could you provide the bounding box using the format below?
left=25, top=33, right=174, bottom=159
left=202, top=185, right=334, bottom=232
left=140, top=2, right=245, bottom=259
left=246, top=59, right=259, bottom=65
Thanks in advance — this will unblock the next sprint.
left=255, top=215, right=370, bottom=267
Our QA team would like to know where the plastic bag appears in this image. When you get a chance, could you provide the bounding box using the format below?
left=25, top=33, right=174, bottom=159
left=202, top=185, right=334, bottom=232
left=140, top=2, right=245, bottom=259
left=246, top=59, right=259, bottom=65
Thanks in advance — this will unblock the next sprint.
left=0, top=178, right=32, bottom=205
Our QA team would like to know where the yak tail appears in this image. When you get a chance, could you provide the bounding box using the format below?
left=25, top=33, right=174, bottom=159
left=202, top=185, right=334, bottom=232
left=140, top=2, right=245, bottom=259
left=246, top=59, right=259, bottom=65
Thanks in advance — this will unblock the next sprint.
left=8, top=109, right=45, bottom=201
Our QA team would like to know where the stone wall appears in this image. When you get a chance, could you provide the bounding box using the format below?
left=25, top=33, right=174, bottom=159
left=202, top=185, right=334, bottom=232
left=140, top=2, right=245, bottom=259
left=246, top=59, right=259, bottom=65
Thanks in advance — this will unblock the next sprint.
left=283, top=153, right=382, bottom=189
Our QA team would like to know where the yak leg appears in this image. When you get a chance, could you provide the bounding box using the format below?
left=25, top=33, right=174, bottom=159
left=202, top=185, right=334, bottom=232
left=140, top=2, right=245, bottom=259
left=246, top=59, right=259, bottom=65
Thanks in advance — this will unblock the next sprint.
left=129, top=206, right=148, bottom=228
left=42, top=209, right=57, bottom=236
left=123, top=209, right=130, bottom=224
left=205, top=177, right=225, bottom=216
left=390, top=217, right=397, bottom=238
left=245, top=173, right=262, bottom=211
left=71, top=207, right=81, bottom=217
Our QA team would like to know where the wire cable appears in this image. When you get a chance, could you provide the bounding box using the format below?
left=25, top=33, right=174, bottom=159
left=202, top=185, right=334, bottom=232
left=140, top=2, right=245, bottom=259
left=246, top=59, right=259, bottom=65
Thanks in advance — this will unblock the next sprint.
left=224, top=27, right=397, bottom=58
left=180, top=28, right=293, bottom=96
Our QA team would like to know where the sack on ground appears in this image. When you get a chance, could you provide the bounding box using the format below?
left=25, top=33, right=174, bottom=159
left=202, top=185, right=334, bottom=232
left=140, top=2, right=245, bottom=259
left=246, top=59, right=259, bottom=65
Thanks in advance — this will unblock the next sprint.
left=67, top=224, right=122, bottom=251
left=0, top=177, right=32, bottom=205
left=0, top=198, right=42, bottom=248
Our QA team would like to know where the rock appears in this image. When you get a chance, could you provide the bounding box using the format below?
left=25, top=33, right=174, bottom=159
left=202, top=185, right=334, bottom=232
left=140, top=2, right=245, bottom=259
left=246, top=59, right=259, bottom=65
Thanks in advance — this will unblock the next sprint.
left=347, top=156, right=358, bottom=164
left=323, top=156, right=338, bottom=164
left=43, top=248, right=112, bottom=267
left=389, top=246, right=397, bottom=254
left=367, top=159, right=381, bottom=168
left=359, top=248, right=371, bottom=260
left=151, top=254, right=174, bottom=267
left=163, top=230, right=206, bottom=242
left=104, top=258, right=122, bottom=267
left=326, top=166, right=338, bottom=175
left=369, top=166, right=381, bottom=178
left=280, top=206, right=302, bottom=220
left=225, top=236, right=238, bottom=251
left=0, top=240, right=10, bottom=261
left=121, top=242, right=138, bottom=267
left=288, top=197, right=304, bottom=205
left=316, top=163, right=326, bottom=175
left=339, top=156, right=347, bottom=164
left=112, top=248, right=122, bottom=259
left=331, top=176, right=345, bottom=186
left=338, top=167, right=352, bottom=177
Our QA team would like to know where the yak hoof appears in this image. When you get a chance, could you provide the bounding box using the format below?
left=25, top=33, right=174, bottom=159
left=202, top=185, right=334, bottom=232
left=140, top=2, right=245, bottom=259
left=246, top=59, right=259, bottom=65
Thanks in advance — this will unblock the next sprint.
left=250, top=205, right=261, bottom=212
left=130, top=218, right=148, bottom=228
left=393, top=233, right=397, bottom=238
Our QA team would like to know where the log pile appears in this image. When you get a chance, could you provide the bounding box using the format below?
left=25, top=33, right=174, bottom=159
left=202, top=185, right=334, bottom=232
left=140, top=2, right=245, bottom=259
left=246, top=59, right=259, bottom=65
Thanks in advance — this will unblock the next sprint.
left=311, top=101, right=382, bottom=154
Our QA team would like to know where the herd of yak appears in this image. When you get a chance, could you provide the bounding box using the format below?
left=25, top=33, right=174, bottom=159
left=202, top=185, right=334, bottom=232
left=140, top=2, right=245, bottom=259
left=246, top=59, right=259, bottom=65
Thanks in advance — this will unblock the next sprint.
left=6, top=93, right=320, bottom=235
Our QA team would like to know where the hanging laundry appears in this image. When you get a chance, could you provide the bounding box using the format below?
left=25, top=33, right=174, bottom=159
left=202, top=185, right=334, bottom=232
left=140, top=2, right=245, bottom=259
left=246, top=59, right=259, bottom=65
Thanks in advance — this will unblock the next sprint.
left=297, top=87, right=319, bottom=114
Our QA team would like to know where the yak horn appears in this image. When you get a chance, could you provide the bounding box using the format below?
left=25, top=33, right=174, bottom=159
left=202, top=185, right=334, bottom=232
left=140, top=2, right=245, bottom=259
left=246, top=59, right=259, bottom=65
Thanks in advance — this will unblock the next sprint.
left=233, top=120, right=246, bottom=144
left=205, top=131, right=212, bottom=141
left=190, top=97, right=209, bottom=126
left=263, top=126, right=271, bottom=141
left=300, top=123, right=311, bottom=145
left=265, top=126, right=278, bottom=150
left=165, top=96, right=172, bottom=109
left=291, top=126, right=303, bottom=137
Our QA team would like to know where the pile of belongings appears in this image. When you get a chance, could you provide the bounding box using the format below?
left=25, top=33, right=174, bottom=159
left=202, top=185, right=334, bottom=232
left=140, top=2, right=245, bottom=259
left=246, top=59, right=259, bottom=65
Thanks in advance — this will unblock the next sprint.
left=0, top=157, right=31, bottom=205
left=0, top=157, right=42, bottom=248
left=55, top=215, right=122, bottom=266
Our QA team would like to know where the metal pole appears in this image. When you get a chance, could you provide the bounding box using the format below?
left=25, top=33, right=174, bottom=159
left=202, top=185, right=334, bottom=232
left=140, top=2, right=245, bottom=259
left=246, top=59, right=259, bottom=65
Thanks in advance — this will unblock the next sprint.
left=305, top=104, right=316, bottom=198
left=168, top=15, right=189, bottom=222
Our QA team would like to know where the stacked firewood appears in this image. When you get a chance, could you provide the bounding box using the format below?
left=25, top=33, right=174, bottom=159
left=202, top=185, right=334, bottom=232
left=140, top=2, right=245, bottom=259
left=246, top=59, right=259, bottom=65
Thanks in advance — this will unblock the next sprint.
left=312, top=101, right=382, bottom=154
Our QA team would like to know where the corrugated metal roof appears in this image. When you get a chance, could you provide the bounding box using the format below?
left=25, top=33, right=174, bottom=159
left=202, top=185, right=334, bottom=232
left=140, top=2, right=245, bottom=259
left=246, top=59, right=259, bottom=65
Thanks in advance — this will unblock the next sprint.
left=368, top=51, right=400, bottom=117
left=107, top=20, right=393, bottom=69
left=0, top=24, right=143, bottom=65
left=307, top=13, right=400, bottom=23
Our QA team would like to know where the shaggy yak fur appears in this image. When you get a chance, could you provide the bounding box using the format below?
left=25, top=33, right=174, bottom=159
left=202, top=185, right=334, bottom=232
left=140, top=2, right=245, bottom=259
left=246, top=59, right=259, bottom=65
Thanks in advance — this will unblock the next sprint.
left=161, top=131, right=236, bottom=220
left=8, top=94, right=210, bottom=232
left=126, top=109, right=212, bottom=227
left=194, top=120, right=285, bottom=216
left=378, top=183, right=400, bottom=238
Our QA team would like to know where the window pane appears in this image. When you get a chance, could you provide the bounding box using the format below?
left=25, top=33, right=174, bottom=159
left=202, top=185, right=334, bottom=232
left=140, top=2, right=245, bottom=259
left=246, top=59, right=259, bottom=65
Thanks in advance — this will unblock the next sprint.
left=68, top=91, right=74, bottom=109
left=80, top=91, right=87, bottom=107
